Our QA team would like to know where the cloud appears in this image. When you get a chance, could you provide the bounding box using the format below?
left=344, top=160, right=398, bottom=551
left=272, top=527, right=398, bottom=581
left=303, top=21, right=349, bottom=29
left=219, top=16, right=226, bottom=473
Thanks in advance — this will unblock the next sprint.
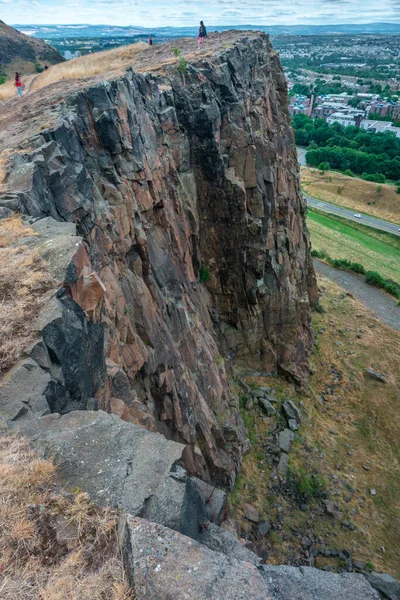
left=1, top=0, right=399, bottom=26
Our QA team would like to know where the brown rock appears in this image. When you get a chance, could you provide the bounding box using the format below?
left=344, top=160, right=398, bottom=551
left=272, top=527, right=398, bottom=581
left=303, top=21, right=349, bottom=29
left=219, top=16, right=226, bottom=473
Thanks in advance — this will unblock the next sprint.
left=244, top=503, right=260, bottom=523
left=0, top=31, right=317, bottom=486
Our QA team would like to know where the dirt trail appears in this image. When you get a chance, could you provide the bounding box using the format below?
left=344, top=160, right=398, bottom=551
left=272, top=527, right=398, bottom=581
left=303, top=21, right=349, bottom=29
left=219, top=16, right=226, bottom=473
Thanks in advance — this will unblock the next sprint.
left=314, top=259, right=400, bottom=332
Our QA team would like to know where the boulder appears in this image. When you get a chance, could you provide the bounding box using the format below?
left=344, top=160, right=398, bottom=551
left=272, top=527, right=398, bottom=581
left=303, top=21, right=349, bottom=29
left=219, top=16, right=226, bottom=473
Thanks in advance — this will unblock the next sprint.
left=120, top=516, right=267, bottom=600
left=258, top=520, right=272, bottom=536
left=142, top=466, right=205, bottom=540
left=198, top=521, right=260, bottom=565
left=365, top=572, right=400, bottom=600
left=259, top=565, right=380, bottom=600
left=19, top=410, right=206, bottom=537
left=190, top=476, right=227, bottom=525
left=277, top=428, right=295, bottom=453
left=282, top=400, right=302, bottom=423
left=365, top=369, right=388, bottom=384
left=244, top=503, right=260, bottom=523
left=258, top=397, right=277, bottom=417
left=0, top=359, right=50, bottom=423
left=277, top=453, right=289, bottom=476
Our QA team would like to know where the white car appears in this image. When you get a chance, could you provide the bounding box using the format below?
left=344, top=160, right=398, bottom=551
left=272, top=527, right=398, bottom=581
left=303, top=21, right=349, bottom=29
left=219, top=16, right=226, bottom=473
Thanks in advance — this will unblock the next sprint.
left=353, top=213, right=361, bottom=218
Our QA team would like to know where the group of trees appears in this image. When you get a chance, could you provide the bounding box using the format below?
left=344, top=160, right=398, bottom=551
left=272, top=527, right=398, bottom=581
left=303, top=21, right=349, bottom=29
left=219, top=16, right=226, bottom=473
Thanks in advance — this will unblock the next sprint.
left=293, top=114, right=400, bottom=180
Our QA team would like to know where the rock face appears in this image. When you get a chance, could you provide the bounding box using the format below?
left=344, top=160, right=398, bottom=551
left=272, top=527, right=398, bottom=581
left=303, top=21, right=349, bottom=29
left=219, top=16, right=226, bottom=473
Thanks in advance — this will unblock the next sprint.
left=365, top=571, right=400, bottom=600
left=259, top=565, right=380, bottom=600
left=0, top=31, right=317, bottom=486
left=120, top=515, right=267, bottom=600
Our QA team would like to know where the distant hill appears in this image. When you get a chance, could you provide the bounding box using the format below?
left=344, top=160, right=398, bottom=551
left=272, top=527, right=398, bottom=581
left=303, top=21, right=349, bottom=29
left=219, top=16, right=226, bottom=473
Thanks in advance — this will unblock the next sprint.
left=0, top=20, right=63, bottom=79
left=14, top=22, right=400, bottom=39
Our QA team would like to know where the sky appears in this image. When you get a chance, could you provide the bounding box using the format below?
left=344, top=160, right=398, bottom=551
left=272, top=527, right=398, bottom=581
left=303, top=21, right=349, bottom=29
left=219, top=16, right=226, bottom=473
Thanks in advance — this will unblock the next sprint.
left=1, top=0, right=400, bottom=27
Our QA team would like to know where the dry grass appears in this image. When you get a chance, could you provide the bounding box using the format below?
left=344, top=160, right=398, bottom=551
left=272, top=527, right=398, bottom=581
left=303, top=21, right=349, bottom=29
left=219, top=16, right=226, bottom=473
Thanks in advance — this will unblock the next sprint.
left=0, top=433, right=131, bottom=600
left=0, top=43, right=146, bottom=101
left=0, top=215, right=54, bottom=374
left=301, top=167, right=400, bottom=224
left=229, top=275, right=400, bottom=578
left=29, top=43, right=147, bottom=93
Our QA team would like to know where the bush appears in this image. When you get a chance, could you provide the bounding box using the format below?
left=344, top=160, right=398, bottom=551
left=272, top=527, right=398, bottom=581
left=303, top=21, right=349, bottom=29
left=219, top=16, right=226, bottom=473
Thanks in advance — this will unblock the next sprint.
left=0, top=74, right=6, bottom=85
left=199, top=266, right=210, bottom=283
left=292, top=466, right=327, bottom=498
left=178, top=56, right=187, bottom=75
left=331, top=258, right=366, bottom=274
left=312, top=250, right=400, bottom=300
left=343, top=169, right=354, bottom=177
left=397, top=185, right=400, bottom=194
left=34, top=62, right=44, bottom=73
left=318, top=161, right=330, bottom=171
left=361, top=173, right=386, bottom=183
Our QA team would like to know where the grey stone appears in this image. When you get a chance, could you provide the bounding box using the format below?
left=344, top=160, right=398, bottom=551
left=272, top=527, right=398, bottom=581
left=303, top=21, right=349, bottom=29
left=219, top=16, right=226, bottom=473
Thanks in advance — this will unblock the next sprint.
left=288, top=419, right=298, bottom=431
left=282, top=400, right=302, bottom=423
left=277, top=453, right=289, bottom=476
left=143, top=469, right=205, bottom=540
left=323, top=500, right=344, bottom=520
left=259, top=565, right=380, bottom=599
left=120, top=516, right=267, bottom=600
left=258, top=397, right=277, bottom=416
left=277, top=428, right=295, bottom=452
left=366, top=572, right=400, bottom=600
left=251, top=389, right=265, bottom=399
left=190, top=476, right=227, bottom=525
left=198, top=521, right=260, bottom=565
left=0, top=359, right=51, bottom=423
left=0, top=206, right=13, bottom=219
left=365, top=369, right=388, bottom=384
left=19, top=410, right=205, bottom=537
left=258, top=520, right=272, bottom=536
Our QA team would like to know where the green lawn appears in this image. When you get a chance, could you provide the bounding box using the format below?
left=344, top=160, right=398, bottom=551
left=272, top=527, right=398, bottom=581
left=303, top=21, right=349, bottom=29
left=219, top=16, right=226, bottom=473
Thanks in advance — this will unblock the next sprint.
left=307, top=210, right=400, bottom=284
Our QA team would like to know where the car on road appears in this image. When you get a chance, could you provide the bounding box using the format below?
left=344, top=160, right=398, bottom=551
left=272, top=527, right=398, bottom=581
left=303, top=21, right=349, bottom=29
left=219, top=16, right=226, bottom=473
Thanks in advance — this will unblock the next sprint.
left=353, top=213, right=361, bottom=218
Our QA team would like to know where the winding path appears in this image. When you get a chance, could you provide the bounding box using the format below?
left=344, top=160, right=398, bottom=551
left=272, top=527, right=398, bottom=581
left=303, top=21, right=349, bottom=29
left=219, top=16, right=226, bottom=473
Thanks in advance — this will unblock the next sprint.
left=314, top=259, right=400, bottom=332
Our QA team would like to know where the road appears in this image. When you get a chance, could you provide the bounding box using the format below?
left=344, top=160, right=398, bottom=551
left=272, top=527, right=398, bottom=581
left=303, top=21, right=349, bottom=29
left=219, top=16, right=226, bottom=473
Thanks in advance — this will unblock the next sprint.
left=296, top=146, right=400, bottom=236
left=314, top=260, right=400, bottom=332
left=305, top=196, right=400, bottom=237
left=296, top=146, right=307, bottom=166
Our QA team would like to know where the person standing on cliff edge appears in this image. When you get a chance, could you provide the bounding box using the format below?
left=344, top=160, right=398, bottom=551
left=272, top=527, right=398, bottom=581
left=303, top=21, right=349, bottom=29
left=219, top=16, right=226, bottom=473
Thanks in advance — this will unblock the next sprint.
left=14, top=72, right=23, bottom=97
left=197, top=21, right=207, bottom=49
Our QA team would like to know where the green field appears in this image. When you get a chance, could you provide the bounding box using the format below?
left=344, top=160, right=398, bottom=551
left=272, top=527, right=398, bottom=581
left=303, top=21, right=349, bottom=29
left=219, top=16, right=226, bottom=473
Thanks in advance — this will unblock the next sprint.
left=307, top=210, right=400, bottom=284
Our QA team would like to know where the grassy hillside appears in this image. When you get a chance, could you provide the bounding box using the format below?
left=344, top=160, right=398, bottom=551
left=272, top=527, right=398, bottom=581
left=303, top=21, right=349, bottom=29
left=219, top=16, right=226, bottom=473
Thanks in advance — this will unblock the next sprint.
left=301, top=167, right=400, bottom=224
left=0, top=20, right=63, bottom=81
left=307, top=209, right=400, bottom=284
left=229, top=274, right=400, bottom=578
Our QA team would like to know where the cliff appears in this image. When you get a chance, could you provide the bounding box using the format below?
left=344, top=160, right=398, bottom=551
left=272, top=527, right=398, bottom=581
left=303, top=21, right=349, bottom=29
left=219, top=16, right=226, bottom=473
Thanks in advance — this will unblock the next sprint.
left=0, top=31, right=317, bottom=487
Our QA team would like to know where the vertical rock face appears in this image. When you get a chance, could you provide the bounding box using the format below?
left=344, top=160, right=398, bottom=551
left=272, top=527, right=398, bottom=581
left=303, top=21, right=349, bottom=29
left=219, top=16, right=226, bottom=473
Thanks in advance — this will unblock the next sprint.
left=0, top=33, right=317, bottom=486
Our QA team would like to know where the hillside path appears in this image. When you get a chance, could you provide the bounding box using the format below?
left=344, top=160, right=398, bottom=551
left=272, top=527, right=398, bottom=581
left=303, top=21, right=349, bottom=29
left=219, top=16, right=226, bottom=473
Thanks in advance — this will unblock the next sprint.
left=314, top=259, right=400, bottom=332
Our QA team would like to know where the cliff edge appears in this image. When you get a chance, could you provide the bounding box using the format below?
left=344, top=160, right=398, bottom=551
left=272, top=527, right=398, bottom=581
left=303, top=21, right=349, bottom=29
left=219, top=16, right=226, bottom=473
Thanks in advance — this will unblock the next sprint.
left=0, top=31, right=317, bottom=486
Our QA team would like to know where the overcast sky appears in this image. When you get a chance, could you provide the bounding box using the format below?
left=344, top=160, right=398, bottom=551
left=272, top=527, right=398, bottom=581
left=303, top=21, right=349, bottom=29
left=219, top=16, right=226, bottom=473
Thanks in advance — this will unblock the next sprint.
left=1, top=0, right=400, bottom=27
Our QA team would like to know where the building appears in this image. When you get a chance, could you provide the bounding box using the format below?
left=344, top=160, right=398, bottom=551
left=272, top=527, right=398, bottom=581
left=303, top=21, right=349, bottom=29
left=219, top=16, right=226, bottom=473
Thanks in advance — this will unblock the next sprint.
left=360, top=120, right=400, bottom=137
left=288, top=94, right=311, bottom=117
left=63, top=50, right=81, bottom=60
left=316, top=93, right=352, bottom=105
left=327, top=110, right=364, bottom=127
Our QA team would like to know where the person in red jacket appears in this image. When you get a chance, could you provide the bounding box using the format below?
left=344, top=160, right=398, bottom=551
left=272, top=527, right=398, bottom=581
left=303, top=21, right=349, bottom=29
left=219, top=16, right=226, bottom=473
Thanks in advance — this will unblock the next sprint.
left=14, top=72, right=22, bottom=97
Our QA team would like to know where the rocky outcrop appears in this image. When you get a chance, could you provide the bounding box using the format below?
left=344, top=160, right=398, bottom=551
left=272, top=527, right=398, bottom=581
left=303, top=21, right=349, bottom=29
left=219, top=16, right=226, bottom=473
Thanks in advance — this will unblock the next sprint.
left=120, top=515, right=267, bottom=600
left=0, top=31, right=316, bottom=486
left=259, top=565, right=380, bottom=600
